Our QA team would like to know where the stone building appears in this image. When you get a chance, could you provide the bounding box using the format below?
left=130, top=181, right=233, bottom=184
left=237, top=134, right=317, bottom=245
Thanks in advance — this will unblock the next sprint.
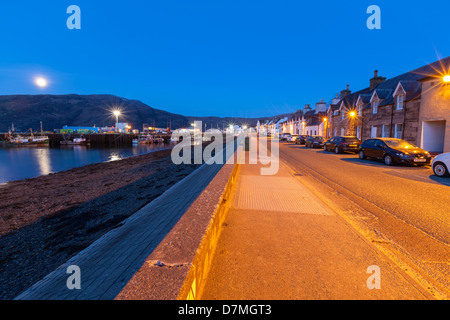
left=327, top=57, right=450, bottom=153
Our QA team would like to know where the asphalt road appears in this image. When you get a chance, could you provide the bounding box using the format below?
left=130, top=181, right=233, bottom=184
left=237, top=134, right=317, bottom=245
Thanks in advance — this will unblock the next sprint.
left=279, top=142, right=450, bottom=299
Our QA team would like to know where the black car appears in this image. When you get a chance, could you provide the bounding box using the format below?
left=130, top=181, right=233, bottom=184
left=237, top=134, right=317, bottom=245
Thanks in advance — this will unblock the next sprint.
left=358, top=138, right=431, bottom=166
left=305, top=136, right=324, bottom=148
left=295, top=135, right=308, bottom=145
left=324, top=136, right=361, bottom=154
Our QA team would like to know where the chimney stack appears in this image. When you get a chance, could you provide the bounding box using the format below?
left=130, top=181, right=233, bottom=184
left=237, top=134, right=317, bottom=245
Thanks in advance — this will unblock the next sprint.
left=370, top=70, right=386, bottom=90
left=340, top=85, right=351, bottom=99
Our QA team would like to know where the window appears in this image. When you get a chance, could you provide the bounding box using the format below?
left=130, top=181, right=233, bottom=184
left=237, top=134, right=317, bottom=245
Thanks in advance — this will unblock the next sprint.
left=371, top=126, right=377, bottom=138
left=382, top=125, right=389, bottom=138
left=356, top=126, right=361, bottom=139
left=372, top=100, right=379, bottom=114
left=358, top=104, right=363, bottom=116
left=342, top=111, right=345, bottom=120
left=395, top=124, right=403, bottom=139
left=396, top=95, right=404, bottom=110
left=374, top=140, right=386, bottom=148
left=341, top=128, right=345, bottom=136
left=334, top=128, right=337, bottom=137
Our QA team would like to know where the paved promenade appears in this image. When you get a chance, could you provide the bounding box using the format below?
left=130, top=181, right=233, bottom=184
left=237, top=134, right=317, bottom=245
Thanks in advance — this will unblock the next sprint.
left=200, top=153, right=432, bottom=300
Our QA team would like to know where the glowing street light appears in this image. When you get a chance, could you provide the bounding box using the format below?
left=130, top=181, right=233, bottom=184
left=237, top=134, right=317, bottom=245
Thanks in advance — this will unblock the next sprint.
left=444, top=75, right=450, bottom=83
left=112, top=110, right=121, bottom=132
left=323, top=117, right=328, bottom=139
left=349, top=111, right=356, bottom=118
left=113, top=110, right=121, bottom=122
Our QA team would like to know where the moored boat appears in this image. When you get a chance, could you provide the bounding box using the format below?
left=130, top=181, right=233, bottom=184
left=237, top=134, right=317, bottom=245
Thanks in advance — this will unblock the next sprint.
left=7, top=122, right=49, bottom=147
left=8, top=135, right=50, bottom=146
left=60, top=136, right=90, bottom=146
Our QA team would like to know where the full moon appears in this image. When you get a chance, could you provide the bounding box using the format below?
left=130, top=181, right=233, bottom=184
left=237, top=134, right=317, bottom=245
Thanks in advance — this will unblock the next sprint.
left=35, top=77, right=48, bottom=88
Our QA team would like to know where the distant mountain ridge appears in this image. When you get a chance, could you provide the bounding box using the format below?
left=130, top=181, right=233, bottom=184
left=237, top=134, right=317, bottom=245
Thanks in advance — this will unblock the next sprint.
left=0, top=94, right=269, bottom=132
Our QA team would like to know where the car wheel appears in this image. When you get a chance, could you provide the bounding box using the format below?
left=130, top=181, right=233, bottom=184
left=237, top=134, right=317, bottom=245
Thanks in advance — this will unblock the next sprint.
left=433, top=162, right=449, bottom=177
left=335, top=146, right=340, bottom=154
left=384, top=154, right=393, bottom=166
left=359, top=150, right=366, bottom=160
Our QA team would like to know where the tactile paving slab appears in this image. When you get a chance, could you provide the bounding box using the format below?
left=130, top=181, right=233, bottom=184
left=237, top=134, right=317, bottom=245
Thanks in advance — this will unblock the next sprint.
left=232, top=176, right=332, bottom=215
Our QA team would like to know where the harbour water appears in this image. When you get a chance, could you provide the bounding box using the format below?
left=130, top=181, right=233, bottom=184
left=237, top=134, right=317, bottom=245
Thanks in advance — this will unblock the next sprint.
left=0, top=144, right=174, bottom=184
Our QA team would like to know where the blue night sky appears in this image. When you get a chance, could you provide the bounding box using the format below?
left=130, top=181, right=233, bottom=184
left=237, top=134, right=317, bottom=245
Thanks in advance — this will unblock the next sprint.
left=0, top=0, right=449, bottom=118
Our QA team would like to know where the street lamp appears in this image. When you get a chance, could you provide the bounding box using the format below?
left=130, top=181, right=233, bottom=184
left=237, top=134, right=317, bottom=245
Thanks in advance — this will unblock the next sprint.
left=113, top=110, right=121, bottom=132
left=349, top=111, right=357, bottom=137
left=444, top=75, right=450, bottom=83
left=323, top=117, right=328, bottom=139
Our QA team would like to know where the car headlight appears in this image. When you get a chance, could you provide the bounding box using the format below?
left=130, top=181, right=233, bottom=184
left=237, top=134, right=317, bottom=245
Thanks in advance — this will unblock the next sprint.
left=396, top=152, right=411, bottom=158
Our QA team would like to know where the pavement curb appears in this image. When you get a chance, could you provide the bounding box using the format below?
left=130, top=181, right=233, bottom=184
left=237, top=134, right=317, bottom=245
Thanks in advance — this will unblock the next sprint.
left=177, top=162, right=240, bottom=300
left=115, top=143, right=243, bottom=300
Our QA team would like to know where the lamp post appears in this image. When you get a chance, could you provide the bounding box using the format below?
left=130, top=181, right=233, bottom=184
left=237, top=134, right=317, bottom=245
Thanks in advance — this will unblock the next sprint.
left=349, top=111, right=356, bottom=137
left=113, top=110, right=121, bottom=132
left=323, top=117, right=328, bottom=139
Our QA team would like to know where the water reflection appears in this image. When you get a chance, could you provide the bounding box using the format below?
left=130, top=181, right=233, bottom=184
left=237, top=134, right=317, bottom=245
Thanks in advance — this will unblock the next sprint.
left=108, top=153, right=122, bottom=162
left=36, top=148, right=52, bottom=176
left=0, top=143, right=175, bottom=183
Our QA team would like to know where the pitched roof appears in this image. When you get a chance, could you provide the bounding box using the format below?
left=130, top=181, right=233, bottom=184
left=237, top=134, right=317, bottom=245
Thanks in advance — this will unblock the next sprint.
left=338, top=56, right=450, bottom=109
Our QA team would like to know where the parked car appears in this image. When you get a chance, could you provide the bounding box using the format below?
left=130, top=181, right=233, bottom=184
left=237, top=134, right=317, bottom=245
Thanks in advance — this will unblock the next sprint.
left=295, top=135, right=308, bottom=145
left=289, top=134, right=299, bottom=143
left=324, top=136, right=361, bottom=154
left=280, top=133, right=290, bottom=141
left=305, top=136, right=324, bottom=148
left=358, top=138, right=431, bottom=166
left=432, top=152, right=450, bottom=177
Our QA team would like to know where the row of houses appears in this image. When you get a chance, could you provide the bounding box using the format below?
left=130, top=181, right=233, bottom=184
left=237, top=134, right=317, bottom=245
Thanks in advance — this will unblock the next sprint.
left=258, top=57, right=450, bottom=153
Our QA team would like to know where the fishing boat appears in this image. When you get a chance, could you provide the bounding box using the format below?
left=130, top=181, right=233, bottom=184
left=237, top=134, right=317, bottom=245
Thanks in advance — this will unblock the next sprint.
left=60, top=136, right=90, bottom=146
left=7, top=123, right=49, bottom=147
